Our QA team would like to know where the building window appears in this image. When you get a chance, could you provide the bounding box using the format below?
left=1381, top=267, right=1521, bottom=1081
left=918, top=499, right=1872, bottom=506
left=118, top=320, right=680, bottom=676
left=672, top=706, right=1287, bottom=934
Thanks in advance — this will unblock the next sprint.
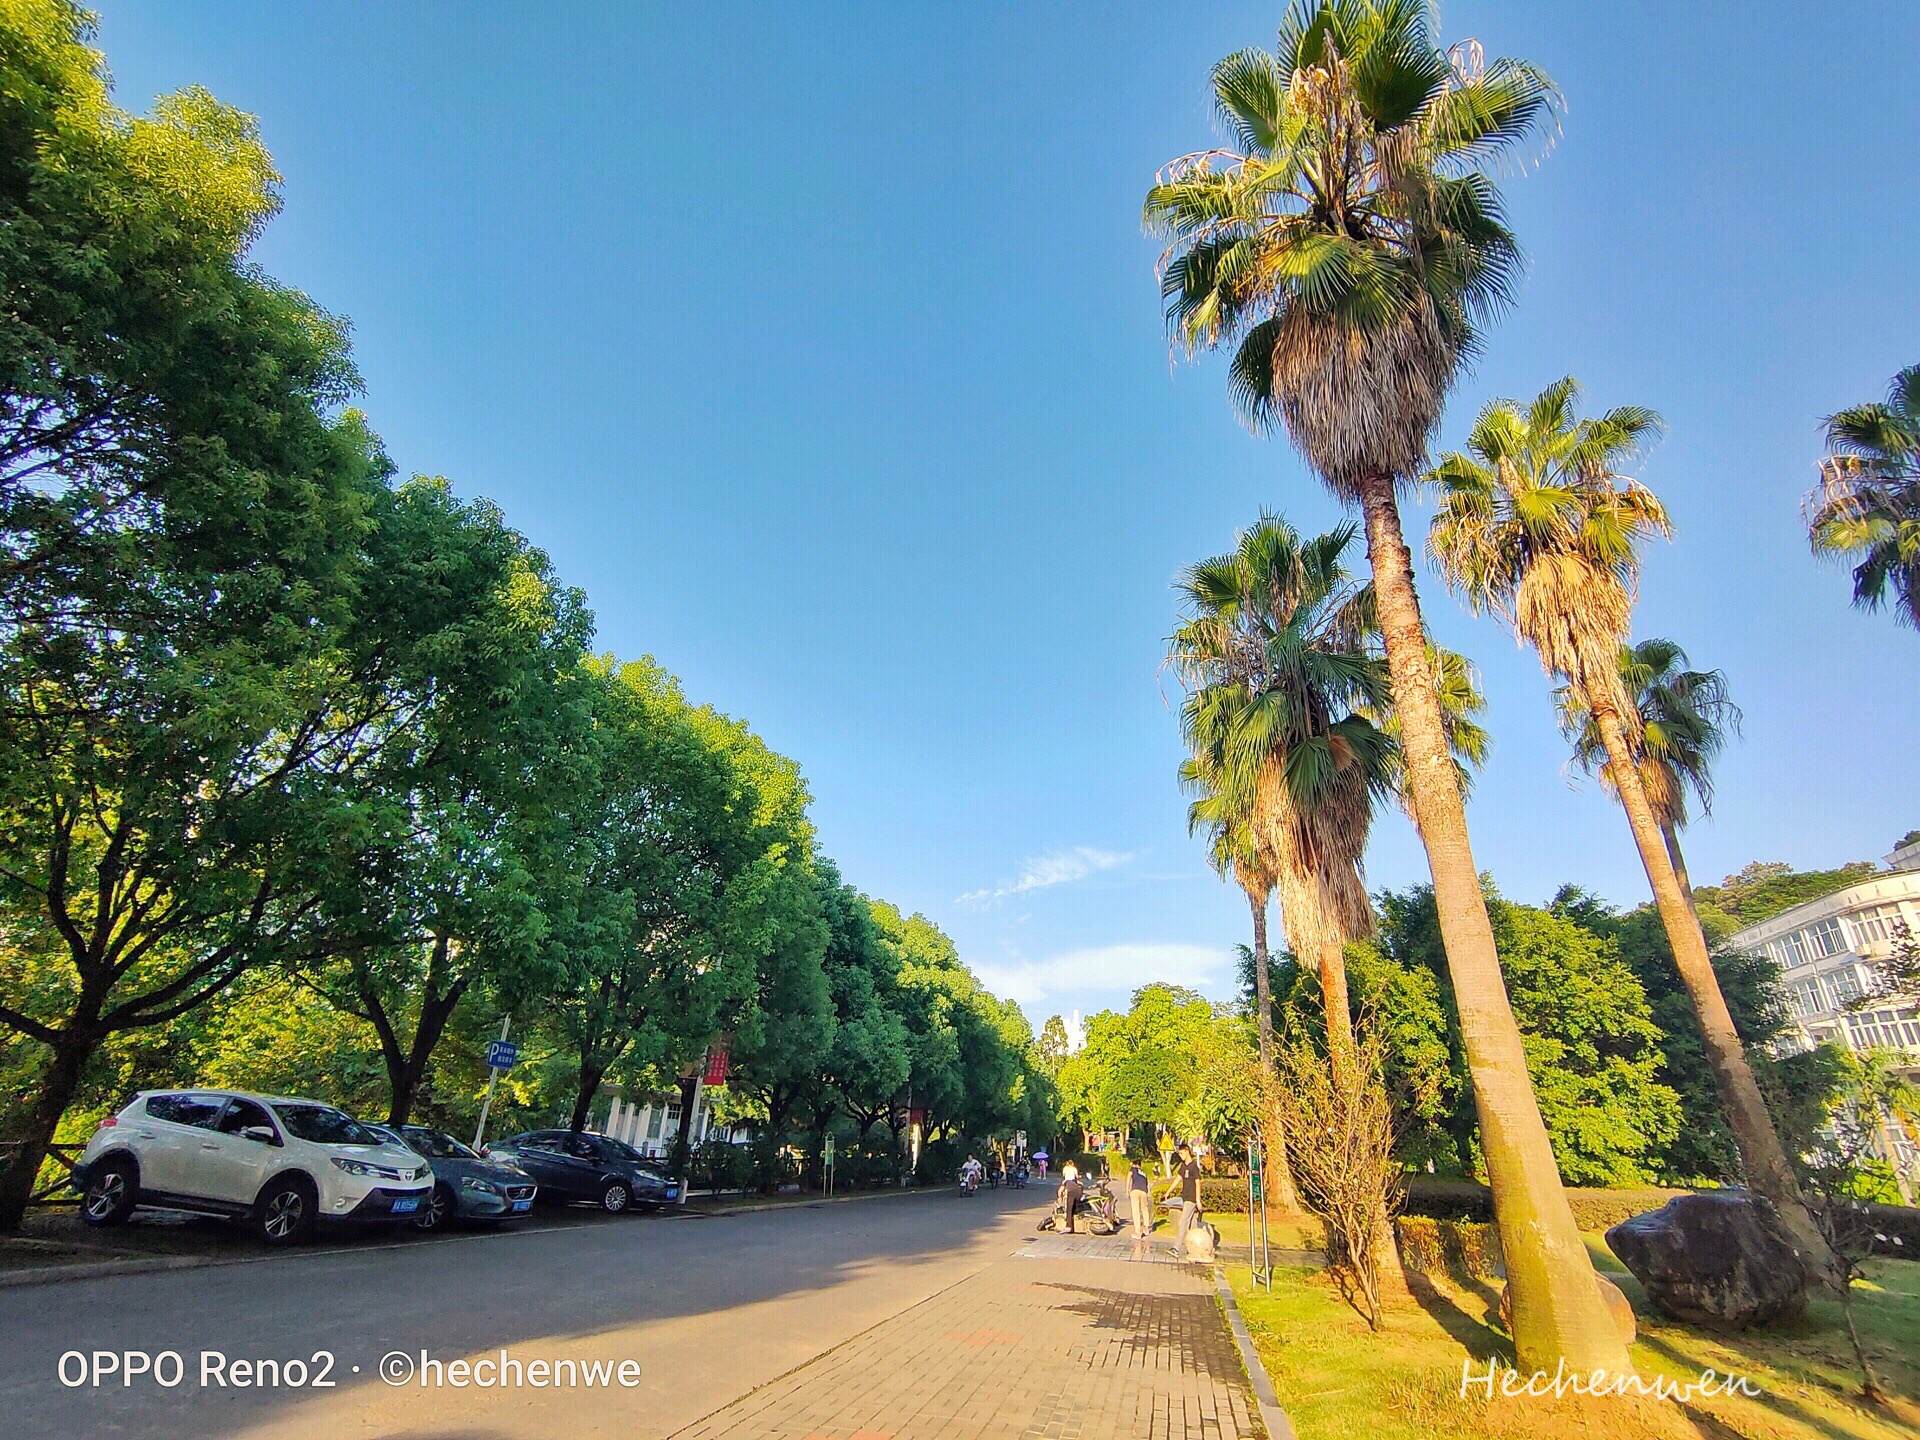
left=1807, top=918, right=1847, bottom=958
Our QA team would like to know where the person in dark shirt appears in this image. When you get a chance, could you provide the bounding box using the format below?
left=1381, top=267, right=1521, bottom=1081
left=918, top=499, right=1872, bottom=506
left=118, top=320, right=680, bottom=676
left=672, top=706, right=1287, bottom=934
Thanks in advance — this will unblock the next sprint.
left=1127, top=1159, right=1152, bottom=1237
left=1169, top=1143, right=1203, bottom=1255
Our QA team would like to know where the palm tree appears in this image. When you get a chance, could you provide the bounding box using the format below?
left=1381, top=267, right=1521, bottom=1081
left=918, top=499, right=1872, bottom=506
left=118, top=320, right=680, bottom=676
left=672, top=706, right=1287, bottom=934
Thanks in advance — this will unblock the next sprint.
left=1146, top=0, right=1630, bottom=1371
left=1428, top=376, right=1839, bottom=1279
left=1172, top=516, right=1392, bottom=1077
left=1556, top=637, right=1741, bottom=899
left=1807, top=363, right=1920, bottom=629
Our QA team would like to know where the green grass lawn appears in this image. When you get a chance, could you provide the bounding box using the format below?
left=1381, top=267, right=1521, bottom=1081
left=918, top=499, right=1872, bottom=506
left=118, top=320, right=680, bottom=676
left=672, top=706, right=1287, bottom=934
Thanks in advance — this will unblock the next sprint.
left=1227, top=1241, right=1920, bottom=1440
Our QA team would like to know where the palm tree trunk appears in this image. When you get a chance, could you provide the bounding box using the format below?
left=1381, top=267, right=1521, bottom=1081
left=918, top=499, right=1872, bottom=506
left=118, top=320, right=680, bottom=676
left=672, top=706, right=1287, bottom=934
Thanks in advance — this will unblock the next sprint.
left=1661, top=821, right=1692, bottom=901
left=1318, top=938, right=1355, bottom=1081
left=1357, top=473, right=1630, bottom=1375
left=1246, top=886, right=1301, bottom=1209
left=1591, top=703, right=1841, bottom=1284
left=1248, top=888, right=1274, bottom=1068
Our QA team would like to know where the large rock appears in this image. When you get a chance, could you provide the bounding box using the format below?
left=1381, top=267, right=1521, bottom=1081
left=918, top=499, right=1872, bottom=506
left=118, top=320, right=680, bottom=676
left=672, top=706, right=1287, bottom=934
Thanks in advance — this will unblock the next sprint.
left=1499, top=1274, right=1637, bottom=1345
left=1604, top=1189, right=1808, bottom=1328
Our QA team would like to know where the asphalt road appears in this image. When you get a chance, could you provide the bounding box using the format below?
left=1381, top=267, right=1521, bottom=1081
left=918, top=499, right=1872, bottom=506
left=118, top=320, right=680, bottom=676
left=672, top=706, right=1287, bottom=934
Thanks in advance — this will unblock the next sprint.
left=0, top=1185, right=1053, bottom=1440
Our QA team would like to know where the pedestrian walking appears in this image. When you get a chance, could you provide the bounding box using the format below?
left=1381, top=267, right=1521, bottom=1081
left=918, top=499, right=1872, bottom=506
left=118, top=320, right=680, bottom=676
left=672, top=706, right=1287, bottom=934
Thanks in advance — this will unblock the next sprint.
left=1127, top=1158, right=1152, bottom=1237
left=1168, top=1143, right=1203, bottom=1256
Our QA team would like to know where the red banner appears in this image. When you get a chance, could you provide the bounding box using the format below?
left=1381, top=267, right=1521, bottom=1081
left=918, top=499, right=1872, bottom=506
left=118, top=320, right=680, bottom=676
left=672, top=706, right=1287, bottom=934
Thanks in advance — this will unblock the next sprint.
left=703, top=1046, right=729, bottom=1087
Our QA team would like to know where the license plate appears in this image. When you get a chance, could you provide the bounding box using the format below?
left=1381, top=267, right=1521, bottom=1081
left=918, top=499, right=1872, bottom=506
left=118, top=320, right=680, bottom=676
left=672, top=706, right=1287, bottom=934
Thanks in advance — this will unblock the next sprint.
left=390, top=1197, right=419, bottom=1214
left=666, top=1187, right=678, bottom=1200
left=510, top=1199, right=532, bottom=1213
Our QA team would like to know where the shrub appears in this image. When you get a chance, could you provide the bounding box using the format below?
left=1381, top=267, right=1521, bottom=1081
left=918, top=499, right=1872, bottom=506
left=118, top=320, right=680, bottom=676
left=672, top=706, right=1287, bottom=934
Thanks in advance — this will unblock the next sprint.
left=690, top=1140, right=754, bottom=1193
left=1399, top=1178, right=1689, bottom=1232
left=833, top=1137, right=901, bottom=1190
left=1394, top=1217, right=1503, bottom=1281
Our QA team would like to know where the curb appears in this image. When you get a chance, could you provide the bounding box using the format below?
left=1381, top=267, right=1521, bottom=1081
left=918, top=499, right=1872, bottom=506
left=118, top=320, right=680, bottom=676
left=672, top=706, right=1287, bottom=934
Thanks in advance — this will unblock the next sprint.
left=1213, top=1266, right=1297, bottom=1440
left=0, top=1253, right=216, bottom=1290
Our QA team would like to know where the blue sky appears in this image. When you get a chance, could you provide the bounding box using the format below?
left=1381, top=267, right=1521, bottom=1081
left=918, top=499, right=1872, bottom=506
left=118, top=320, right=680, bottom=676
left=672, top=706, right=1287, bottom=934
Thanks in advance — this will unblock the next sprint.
left=96, top=2, right=1920, bottom=1030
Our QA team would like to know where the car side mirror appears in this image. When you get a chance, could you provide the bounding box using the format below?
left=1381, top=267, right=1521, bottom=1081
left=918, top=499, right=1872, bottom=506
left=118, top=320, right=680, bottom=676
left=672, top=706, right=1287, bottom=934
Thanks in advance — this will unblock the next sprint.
left=241, top=1125, right=280, bottom=1145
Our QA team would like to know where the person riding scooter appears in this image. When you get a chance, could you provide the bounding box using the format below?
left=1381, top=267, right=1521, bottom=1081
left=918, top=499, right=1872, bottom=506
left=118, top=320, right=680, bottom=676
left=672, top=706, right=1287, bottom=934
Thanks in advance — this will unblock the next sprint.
left=959, top=1155, right=983, bottom=1194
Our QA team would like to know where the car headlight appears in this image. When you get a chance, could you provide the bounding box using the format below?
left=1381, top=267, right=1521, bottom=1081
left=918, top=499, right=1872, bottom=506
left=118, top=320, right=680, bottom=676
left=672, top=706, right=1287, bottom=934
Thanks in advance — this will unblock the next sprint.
left=460, top=1176, right=497, bottom=1194
left=330, top=1157, right=402, bottom=1179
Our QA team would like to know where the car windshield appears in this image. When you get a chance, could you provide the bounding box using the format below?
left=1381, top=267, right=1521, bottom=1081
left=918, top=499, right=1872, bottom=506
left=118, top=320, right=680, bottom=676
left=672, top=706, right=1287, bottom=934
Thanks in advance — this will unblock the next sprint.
left=272, top=1103, right=377, bottom=1146
left=598, top=1136, right=667, bottom=1174
left=403, top=1127, right=477, bottom=1160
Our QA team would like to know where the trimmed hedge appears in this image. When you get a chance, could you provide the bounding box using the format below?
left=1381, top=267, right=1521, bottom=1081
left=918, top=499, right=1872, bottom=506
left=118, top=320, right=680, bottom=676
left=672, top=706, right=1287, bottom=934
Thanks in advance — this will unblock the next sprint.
left=1394, top=1217, right=1503, bottom=1281
left=1402, top=1178, right=1689, bottom=1233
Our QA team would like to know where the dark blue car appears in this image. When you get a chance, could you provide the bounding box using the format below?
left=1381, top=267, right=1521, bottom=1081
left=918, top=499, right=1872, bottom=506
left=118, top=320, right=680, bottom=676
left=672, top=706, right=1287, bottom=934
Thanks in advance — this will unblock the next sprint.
left=486, top=1130, right=679, bottom=1213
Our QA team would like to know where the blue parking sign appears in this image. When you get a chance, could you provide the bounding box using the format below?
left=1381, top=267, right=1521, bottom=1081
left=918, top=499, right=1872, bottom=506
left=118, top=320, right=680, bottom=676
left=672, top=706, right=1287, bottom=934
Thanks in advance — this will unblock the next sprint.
left=485, top=1039, right=520, bottom=1070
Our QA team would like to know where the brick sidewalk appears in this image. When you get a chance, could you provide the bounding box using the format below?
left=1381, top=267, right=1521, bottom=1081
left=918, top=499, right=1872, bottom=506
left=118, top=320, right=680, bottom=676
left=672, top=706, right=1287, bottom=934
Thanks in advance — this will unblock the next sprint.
left=671, top=1249, right=1262, bottom=1440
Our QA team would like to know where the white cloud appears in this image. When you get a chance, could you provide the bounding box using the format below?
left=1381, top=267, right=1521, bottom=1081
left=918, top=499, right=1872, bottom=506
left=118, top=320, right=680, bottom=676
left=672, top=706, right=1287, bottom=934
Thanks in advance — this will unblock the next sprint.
left=955, top=846, right=1134, bottom=907
left=971, top=942, right=1234, bottom=1009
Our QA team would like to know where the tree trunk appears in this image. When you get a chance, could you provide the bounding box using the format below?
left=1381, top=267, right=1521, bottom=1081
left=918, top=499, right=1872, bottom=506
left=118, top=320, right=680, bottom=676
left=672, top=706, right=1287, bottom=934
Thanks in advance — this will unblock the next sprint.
left=1318, top=937, right=1355, bottom=1081
left=1357, top=473, right=1631, bottom=1376
left=1661, top=821, right=1693, bottom=901
left=383, top=976, right=469, bottom=1127
left=1246, top=886, right=1303, bottom=1207
left=1592, top=703, right=1841, bottom=1283
left=1248, top=888, right=1274, bottom=1066
left=0, top=1031, right=97, bottom=1232
left=569, top=1059, right=608, bottom=1134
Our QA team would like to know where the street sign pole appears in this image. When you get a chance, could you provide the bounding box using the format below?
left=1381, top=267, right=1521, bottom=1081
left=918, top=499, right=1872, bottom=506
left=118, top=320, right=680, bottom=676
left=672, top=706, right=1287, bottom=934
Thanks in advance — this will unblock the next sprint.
left=1248, top=1138, right=1271, bottom=1291
left=471, top=1016, right=512, bottom=1151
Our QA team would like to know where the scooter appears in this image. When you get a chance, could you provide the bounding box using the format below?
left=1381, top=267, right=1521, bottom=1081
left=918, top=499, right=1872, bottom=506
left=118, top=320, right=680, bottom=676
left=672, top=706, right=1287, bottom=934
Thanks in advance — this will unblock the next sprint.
left=1035, top=1175, right=1122, bottom=1235
left=959, top=1169, right=981, bottom=1196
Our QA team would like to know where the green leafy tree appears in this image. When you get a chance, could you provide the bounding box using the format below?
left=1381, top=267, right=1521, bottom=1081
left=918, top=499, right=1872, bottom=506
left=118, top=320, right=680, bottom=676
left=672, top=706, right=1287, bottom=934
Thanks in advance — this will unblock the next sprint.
left=1143, top=2, right=1623, bottom=1369
left=539, top=660, right=760, bottom=1137
left=1806, top=363, right=1920, bottom=629
left=294, top=480, right=593, bottom=1125
left=1374, top=883, right=1681, bottom=1186
left=1691, top=860, right=1879, bottom=930
left=0, top=9, right=396, bottom=1229
left=1037, top=1015, right=1072, bottom=1076
left=804, top=865, right=910, bottom=1152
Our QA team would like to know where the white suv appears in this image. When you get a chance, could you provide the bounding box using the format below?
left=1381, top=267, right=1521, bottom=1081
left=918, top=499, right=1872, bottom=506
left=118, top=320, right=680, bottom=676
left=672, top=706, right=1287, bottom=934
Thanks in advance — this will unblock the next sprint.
left=73, top=1090, right=433, bottom=1245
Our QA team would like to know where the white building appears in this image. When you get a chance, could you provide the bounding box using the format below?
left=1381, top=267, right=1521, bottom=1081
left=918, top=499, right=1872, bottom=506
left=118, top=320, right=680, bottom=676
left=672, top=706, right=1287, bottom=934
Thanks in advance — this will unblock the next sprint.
left=1724, top=863, right=1920, bottom=1186
left=595, top=1085, right=746, bottom=1159
left=1726, top=868, right=1920, bottom=1058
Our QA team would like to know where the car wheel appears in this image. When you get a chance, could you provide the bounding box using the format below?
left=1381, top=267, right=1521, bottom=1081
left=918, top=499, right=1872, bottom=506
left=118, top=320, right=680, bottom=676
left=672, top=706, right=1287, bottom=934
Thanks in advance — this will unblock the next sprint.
left=255, top=1177, right=316, bottom=1246
left=412, top=1183, right=455, bottom=1233
left=81, top=1158, right=137, bottom=1227
left=599, top=1180, right=632, bottom=1214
